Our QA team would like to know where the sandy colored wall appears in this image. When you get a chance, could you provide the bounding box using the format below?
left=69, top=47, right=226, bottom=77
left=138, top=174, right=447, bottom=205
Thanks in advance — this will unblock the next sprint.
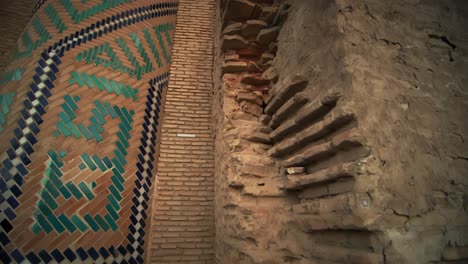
left=213, top=0, right=468, bottom=263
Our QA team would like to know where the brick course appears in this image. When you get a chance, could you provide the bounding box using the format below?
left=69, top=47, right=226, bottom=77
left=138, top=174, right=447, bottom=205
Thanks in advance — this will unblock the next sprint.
left=147, top=0, right=215, bottom=263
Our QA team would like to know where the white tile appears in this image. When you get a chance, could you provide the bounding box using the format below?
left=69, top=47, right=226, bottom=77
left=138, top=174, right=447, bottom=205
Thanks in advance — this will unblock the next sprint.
left=19, top=136, right=27, bottom=145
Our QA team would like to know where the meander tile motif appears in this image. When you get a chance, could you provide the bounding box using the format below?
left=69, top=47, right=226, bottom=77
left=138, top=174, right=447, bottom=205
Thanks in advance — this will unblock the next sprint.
left=0, top=0, right=178, bottom=263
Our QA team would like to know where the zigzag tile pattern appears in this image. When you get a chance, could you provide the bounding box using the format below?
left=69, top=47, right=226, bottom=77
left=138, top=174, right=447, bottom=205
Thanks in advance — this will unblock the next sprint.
left=0, top=0, right=178, bottom=263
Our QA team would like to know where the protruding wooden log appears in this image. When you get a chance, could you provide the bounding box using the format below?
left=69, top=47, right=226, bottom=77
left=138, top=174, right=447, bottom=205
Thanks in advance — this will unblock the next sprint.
left=284, top=162, right=358, bottom=190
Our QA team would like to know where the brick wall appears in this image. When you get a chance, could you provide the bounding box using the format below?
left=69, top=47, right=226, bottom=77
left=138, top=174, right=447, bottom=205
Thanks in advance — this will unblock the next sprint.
left=147, top=0, right=216, bottom=263
left=0, top=0, right=39, bottom=73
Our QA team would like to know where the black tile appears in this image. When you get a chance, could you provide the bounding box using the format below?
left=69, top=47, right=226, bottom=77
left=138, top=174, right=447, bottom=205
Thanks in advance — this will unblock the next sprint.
left=38, top=250, right=52, bottom=263
left=51, top=249, right=65, bottom=262
left=44, top=79, right=54, bottom=90
left=16, top=163, right=28, bottom=176
left=76, top=247, right=88, bottom=261
left=3, top=208, right=16, bottom=221
left=63, top=248, right=77, bottom=262
left=19, top=154, right=31, bottom=166
left=99, top=247, right=109, bottom=258
left=10, top=138, right=19, bottom=149
left=117, top=245, right=127, bottom=255
left=0, top=247, right=11, bottom=263
left=17, top=118, right=26, bottom=129
left=87, top=248, right=99, bottom=260
left=10, top=184, right=22, bottom=197
left=10, top=249, right=24, bottom=263
left=26, top=133, right=37, bottom=145
left=6, top=197, right=19, bottom=209
left=13, top=174, right=24, bottom=186
left=26, top=252, right=41, bottom=264
left=0, top=232, right=10, bottom=246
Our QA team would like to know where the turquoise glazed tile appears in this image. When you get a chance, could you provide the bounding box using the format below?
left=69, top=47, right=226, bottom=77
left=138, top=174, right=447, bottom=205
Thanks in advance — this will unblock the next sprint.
left=83, top=214, right=100, bottom=232
left=58, top=214, right=77, bottom=233
left=104, top=214, right=118, bottom=231
left=70, top=215, right=88, bottom=232
left=34, top=214, right=53, bottom=234
left=66, top=182, right=84, bottom=200
left=106, top=204, right=119, bottom=221
left=59, top=185, right=72, bottom=200
left=81, top=154, right=97, bottom=171
left=91, top=154, right=107, bottom=171
left=78, top=182, right=95, bottom=200
left=94, top=215, right=109, bottom=231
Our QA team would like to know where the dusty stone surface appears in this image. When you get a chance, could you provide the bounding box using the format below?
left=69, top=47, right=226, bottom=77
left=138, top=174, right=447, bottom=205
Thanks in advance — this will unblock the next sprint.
left=214, top=0, right=468, bottom=264
left=224, top=0, right=258, bottom=21
left=222, top=61, right=248, bottom=73
left=257, top=26, right=281, bottom=46
left=222, top=35, right=249, bottom=50
left=222, top=22, right=243, bottom=35
left=242, top=20, right=268, bottom=37
left=339, top=1, right=468, bottom=262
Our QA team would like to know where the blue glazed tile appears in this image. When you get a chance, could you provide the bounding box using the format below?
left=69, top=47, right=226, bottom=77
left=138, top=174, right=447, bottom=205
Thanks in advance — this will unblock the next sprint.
left=76, top=247, right=88, bottom=261
left=24, top=142, right=33, bottom=155
left=0, top=249, right=12, bottom=263
left=63, top=248, right=77, bottom=262
left=26, top=133, right=38, bottom=144
left=0, top=232, right=10, bottom=246
left=6, top=197, right=19, bottom=209
left=13, top=174, right=24, bottom=186
left=10, top=185, right=22, bottom=197
left=118, top=245, right=127, bottom=256
left=87, top=248, right=99, bottom=260
left=38, top=250, right=53, bottom=263
left=17, top=163, right=28, bottom=176
left=127, top=233, right=135, bottom=244
left=11, top=249, right=25, bottom=263
left=51, top=249, right=65, bottom=262
left=26, top=252, right=41, bottom=264
left=99, top=247, right=110, bottom=258
left=20, top=154, right=31, bottom=166
left=10, top=138, right=19, bottom=149
left=3, top=207, right=15, bottom=222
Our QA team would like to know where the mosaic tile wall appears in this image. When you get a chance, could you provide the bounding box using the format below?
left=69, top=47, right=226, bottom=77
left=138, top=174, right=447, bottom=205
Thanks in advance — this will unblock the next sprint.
left=0, top=0, right=178, bottom=262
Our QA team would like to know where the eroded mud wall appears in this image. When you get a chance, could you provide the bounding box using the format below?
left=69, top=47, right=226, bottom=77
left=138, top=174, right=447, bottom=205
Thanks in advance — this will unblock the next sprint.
left=213, top=0, right=468, bottom=263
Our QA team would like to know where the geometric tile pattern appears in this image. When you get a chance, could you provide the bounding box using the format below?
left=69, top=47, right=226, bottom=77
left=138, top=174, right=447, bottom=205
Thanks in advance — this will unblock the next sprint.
left=44, top=4, right=68, bottom=33
left=60, top=0, right=131, bottom=24
left=0, top=1, right=177, bottom=263
left=69, top=72, right=139, bottom=100
left=12, top=16, right=52, bottom=61
left=0, top=69, right=24, bottom=84
left=33, top=99, right=135, bottom=234
left=75, top=23, right=173, bottom=80
left=0, top=93, right=16, bottom=133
